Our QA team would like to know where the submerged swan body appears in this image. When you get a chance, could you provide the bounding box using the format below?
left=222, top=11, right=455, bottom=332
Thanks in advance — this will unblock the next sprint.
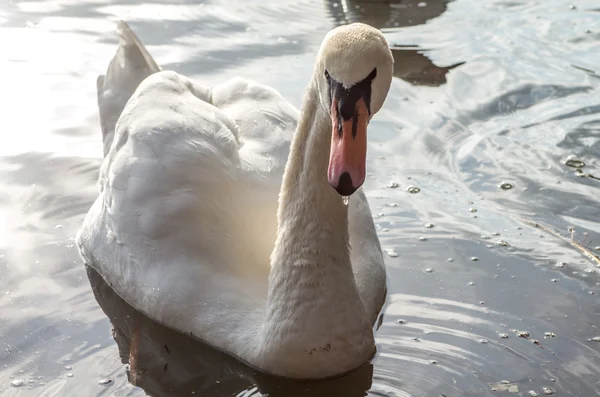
left=77, top=21, right=393, bottom=379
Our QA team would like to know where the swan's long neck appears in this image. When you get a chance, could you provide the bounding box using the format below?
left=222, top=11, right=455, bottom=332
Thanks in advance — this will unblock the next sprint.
left=272, top=83, right=350, bottom=269
left=257, top=79, right=374, bottom=379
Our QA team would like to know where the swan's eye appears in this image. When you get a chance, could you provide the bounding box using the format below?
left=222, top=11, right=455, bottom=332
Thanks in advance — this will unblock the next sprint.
left=324, top=70, right=330, bottom=80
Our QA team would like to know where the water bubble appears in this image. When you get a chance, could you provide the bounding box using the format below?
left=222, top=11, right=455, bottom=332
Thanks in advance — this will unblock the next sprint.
left=424, top=223, right=435, bottom=228
left=468, top=208, right=478, bottom=213
left=555, top=262, right=566, bottom=268
left=468, top=281, right=475, bottom=286
left=551, top=278, right=559, bottom=282
left=594, top=246, right=600, bottom=251
left=98, top=379, right=112, bottom=385
left=386, top=248, right=398, bottom=258
left=492, top=232, right=501, bottom=236
left=499, top=333, right=509, bottom=339
left=10, top=379, right=24, bottom=387
left=417, top=1, right=427, bottom=6
left=425, top=268, right=434, bottom=273
left=470, top=257, right=479, bottom=261
left=66, top=373, right=73, bottom=378
left=447, top=258, right=454, bottom=262
left=406, top=186, right=420, bottom=194
left=528, top=391, right=539, bottom=397
left=565, top=155, right=585, bottom=168
left=479, top=301, right=485, bottom=305
left=419, top=236, right=427, bottom=241
left=396, top=319, right=407, bottom=324
left=478, top=339, right=488, bottom=344
left=542, top=387, right=554, bottom=395
left=544, top=332, right=556, bottom=338
left=386, top=202, right=398, bottom=207
left=429, top=360, right=437, bottom=365
left=497, top=240, right=509, bottom=246
left=481, top=235, right=491, bottom=240
left=387, top=182, right=399, bottom=188
left=64, top=366, right=72, bottom=370
left=589, top=336, right=600, bottom=342
left=499, top=182, right=513, bottom=190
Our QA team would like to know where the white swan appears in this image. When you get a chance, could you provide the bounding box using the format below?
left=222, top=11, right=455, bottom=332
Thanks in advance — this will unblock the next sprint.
left=77, top=21, right=393, bottom=379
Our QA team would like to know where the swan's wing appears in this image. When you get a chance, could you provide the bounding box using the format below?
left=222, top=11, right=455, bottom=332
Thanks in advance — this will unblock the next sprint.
left=79, top=70, right=270, bottom=356
left=349, top=189, right=387, bottom=325
left=194, top=78, right=300, bottom=264
left=211, top=77, right=299, bottom=178
left=80, top=21, right=303, bottom=355
left=83, top=70, right=242, bottom=273
left=97, top=21, right=161, bottom=156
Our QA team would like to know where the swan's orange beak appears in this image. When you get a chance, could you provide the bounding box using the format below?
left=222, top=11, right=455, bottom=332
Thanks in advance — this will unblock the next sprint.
left=327, top=97, right=368, bottom=196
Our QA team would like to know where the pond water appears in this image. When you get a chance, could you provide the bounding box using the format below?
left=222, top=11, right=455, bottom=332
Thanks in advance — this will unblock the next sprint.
left=1, top=0, right=600, bottom=396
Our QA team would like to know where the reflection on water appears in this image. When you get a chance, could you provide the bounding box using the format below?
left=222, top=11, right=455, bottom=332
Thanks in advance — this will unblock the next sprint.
left=88, top=266, right=375, bottom=397
left=1, top=0, right=600, bottom=396
left=390, top=46, right=464, bottom=86
left=327, top=0, right=461, bottom=87
left=325, top=0, right=451, bottom=30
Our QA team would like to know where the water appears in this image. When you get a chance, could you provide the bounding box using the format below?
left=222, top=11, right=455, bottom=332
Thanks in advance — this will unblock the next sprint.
left=1, top=0, right=600, bottom=396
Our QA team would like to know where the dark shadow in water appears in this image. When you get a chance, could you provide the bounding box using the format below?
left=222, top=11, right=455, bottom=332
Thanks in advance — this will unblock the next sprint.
left=324, top=0, right=463, bottom=86
left=324, top=0, right=451, bottom=29
left=391, top=45, right=464, bottom=86
left=571, top=64, right=600, bottom=80
left=87, top=266, right=375, bottom=397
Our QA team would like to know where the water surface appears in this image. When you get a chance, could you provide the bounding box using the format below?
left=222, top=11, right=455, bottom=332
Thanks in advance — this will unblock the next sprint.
left=1, top=0, right=599, bottom=396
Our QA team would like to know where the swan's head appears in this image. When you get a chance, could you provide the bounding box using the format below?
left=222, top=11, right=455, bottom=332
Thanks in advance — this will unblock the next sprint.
left=316, top=23, right=393, bottom=196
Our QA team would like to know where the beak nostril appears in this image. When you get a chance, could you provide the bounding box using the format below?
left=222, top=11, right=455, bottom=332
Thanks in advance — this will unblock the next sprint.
left=335, top=172, right=357, bottom=196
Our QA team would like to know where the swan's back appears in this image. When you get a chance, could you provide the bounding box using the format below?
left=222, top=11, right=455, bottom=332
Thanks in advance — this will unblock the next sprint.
left=81, top=66, right=298, bottom=355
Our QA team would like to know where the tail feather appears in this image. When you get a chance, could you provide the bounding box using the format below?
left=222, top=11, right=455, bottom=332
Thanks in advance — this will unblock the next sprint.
left=97, top=21, right=161, bottom=156
left=115, top=20, right=160, bottom=73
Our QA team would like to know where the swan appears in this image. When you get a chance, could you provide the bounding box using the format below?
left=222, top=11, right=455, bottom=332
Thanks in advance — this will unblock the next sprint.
left=77, top=21, right=393, bottom=379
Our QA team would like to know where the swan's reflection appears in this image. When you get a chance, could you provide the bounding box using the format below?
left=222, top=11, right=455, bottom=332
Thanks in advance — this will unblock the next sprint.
left=325, top=0, right=463, bottom=86
left=87, top=265, right=374, bottom=396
